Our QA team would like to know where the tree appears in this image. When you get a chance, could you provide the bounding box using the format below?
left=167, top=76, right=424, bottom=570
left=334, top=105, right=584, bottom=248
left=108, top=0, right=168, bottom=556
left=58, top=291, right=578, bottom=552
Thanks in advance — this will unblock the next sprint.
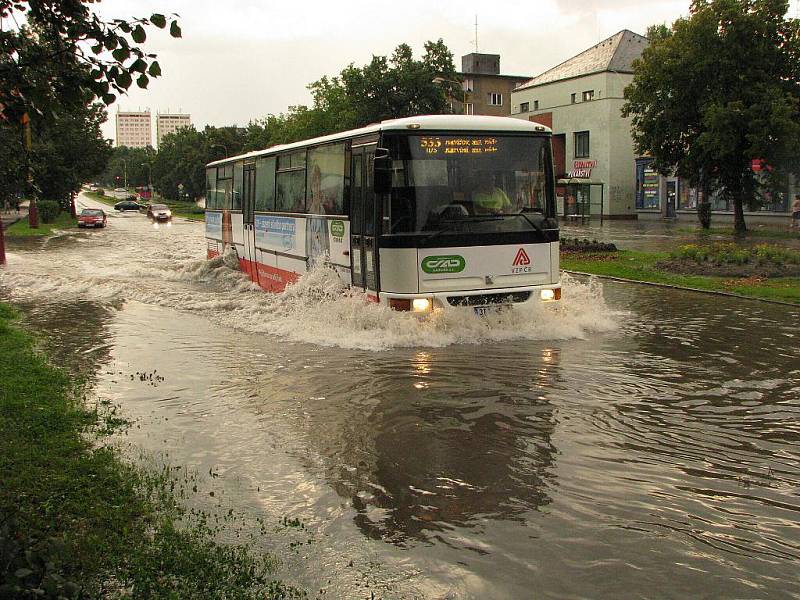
left=623, top=0, right=800, bottom=233
left=0, top=1, right=181, bottom=120
left=32, top=101, right=111, bottom=205
left=99, top=146, right=156, bottom=189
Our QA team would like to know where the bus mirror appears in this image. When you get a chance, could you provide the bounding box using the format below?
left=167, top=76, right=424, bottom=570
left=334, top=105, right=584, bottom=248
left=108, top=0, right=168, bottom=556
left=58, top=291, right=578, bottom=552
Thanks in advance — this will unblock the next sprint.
left=374, top=149, right=392, bottom=194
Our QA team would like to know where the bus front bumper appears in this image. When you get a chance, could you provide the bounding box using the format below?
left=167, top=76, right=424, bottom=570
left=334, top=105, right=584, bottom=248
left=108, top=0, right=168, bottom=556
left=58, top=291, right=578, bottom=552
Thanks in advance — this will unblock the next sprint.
left=379, top=283, right=562, bottom=313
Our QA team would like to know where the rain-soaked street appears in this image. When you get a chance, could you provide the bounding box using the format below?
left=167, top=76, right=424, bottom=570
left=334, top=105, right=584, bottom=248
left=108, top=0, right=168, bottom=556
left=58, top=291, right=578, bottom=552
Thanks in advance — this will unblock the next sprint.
left=2, top=194, right=799, bottom=599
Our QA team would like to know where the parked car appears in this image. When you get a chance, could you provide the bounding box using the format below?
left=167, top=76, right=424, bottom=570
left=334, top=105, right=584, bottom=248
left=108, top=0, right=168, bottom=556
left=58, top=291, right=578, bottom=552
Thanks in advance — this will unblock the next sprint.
left=114, top=200, right=142, bottom=212
left=147, top=203, right=172, bottom=222
left=78, top=208, right=107, bottom=228
left=112, top=188, right=129, bottom=200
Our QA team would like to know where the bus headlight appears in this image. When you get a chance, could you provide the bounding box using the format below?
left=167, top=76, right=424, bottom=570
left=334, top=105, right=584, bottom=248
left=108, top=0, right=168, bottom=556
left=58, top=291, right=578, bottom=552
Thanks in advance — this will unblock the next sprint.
left=540, top=289, right=559, bottom=301
left=412, top=298, right=432, bottom=312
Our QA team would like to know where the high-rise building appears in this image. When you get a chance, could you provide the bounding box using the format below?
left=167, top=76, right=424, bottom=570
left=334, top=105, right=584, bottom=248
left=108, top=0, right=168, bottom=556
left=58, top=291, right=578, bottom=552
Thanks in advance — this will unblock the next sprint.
left=156, top=112, right=192, bottom=147
left=115, top=110, right=152, bottom=148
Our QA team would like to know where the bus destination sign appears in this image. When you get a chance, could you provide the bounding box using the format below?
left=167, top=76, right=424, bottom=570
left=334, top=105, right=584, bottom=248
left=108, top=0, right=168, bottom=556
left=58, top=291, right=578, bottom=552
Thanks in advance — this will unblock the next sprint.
left=419, top=137, right=499, bottom=156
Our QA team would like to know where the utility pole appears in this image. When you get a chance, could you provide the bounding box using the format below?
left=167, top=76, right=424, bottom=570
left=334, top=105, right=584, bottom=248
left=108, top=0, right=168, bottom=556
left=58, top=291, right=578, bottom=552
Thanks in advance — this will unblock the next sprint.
left=22, top=111, right=38, bottom=228
left=0, top=213, right=6, bottom=266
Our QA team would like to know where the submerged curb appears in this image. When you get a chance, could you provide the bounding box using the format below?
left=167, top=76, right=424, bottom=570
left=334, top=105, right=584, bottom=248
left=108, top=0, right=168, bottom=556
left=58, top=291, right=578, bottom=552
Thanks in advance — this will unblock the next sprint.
left=563, top=269, right=800, bottom=307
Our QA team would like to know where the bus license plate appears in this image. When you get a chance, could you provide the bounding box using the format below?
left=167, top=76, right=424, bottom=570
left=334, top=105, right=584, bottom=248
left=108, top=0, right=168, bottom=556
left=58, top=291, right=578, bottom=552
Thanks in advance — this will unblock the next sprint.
left=474, top=305, right=505, bottom=317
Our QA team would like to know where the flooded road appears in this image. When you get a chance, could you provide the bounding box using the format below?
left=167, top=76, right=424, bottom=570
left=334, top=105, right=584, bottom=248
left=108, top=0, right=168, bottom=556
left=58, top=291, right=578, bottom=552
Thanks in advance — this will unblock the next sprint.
left=2, top=194, right=800, bottom=599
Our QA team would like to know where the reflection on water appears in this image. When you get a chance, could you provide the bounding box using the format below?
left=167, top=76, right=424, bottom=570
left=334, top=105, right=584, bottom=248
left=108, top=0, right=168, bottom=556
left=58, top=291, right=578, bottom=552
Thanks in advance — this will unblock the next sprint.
left=2, top=196, right=800, bottom=598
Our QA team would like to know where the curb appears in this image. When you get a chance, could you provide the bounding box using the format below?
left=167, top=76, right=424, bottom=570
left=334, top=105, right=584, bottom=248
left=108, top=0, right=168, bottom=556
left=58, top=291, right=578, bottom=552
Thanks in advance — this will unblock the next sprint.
left=563, top=270, right=800, bottom=307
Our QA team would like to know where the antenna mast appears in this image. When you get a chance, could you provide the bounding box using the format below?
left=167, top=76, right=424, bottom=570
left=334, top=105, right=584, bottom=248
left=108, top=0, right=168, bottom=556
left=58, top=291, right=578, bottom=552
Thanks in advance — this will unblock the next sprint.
left=474, top=14, right=479, bottom=53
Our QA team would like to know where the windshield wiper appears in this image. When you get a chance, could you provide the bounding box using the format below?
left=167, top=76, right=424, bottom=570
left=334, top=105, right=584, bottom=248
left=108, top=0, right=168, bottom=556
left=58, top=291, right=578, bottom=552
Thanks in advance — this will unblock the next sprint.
left=512, top=210, right=545, bottom=235
left=421, top=216, right=504, bottom=242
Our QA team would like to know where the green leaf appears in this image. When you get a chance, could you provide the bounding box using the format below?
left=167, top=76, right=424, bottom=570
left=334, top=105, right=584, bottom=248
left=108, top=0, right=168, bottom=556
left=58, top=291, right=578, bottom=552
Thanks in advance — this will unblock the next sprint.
left=91, top=44, right=103, bottom=53
left=131, top=58, right=147, bottom=73
left=137, top=73, right=149, bottom=89
left=112, top=47, right=130, bottom=62
left=132, top=24, right=146, bottom=43
left=14, top=568, right=33, bottom=579
left=148, top=61, right=161, bottom=77
left=116, top=72, right=133, bottom=89
left=169, top=21, right=182, bottom=38
left=150, top=13, right=166, bottom=28
left=103, top=93, right=115, bottom=105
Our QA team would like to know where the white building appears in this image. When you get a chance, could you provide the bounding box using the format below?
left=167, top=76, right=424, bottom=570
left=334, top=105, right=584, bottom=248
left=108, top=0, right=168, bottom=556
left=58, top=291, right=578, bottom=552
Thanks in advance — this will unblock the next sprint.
left=115, top=110, right=152, bottom=148
left=156, top=112, right=192, bottom=147
left=511, top=30, right=648, bottom=218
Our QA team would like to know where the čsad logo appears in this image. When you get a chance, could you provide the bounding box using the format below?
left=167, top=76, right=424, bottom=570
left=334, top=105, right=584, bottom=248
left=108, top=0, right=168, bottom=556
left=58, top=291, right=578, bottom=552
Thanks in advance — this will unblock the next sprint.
left=421, top=255, right=466, bottom=274
left=330, top=220, right=345, bottom=238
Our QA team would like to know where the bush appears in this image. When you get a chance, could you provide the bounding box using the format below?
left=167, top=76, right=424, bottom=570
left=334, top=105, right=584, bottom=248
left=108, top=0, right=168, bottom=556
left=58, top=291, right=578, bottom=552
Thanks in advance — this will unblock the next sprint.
left=38, top=200, right=61, bottom=224
left=673, top=242, right=800, bottom=266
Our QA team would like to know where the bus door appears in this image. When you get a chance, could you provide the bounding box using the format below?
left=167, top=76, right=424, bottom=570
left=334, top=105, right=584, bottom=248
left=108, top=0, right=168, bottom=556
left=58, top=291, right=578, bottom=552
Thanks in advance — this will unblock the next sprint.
left=350, top=144, right=379, bottom=292
left=242, top=161, right=259, bottom=285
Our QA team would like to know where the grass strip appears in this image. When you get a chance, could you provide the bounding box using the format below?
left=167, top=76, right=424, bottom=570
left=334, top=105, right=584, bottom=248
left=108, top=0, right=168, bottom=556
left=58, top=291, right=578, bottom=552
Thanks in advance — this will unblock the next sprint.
left=675, top=225, right=800, bottom=240
left=4, top=211, right=77, bottom=237
left=561, top=250, right=800, bottom=304
left=0, top=302, right=304, bottom=598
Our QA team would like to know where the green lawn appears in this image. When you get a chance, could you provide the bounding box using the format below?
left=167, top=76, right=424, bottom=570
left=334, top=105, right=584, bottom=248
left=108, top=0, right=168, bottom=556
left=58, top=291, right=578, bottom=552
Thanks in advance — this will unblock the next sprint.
left=4, top=210, right=77, bottom=237
left=561, top=250, right=800, bottom=304
left=0, top=303, right=302, bottom=598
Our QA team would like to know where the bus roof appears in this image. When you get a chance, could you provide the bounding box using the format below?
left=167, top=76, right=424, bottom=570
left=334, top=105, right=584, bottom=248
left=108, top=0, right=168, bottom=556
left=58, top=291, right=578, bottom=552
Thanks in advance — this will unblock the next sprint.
left=207, top=115, right=552, bottom=168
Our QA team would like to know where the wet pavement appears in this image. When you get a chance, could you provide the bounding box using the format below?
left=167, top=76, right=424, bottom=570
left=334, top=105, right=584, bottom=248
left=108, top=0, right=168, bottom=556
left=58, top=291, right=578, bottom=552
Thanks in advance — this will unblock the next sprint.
left=561, top=218, right=800, bottom=252
left=1, top=193, right=799, bottom=599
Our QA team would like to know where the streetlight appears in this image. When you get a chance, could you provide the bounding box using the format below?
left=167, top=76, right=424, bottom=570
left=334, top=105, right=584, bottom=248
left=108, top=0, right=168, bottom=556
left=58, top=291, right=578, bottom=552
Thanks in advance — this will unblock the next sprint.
left=432, top=76, right=468, bottom=115
left=121, top=158, right=128, bottom=190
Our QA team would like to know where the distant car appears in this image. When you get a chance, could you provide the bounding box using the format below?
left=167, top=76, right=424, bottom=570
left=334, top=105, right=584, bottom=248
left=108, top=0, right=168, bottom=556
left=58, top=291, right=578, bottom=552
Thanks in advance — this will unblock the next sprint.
left=112, top=188, right=129, bottom=200
left=147, top=203, right=172, bottom=222
left=78, top=208, right=107, bottom=228
left=114, top=200, right=141, bottom=212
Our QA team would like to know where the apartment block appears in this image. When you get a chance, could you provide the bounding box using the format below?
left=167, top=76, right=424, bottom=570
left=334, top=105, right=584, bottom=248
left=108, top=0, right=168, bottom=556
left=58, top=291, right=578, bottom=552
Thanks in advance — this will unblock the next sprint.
left=156, top=112, right=192, bottom=147
left=115, top=110, right=152, bottom=148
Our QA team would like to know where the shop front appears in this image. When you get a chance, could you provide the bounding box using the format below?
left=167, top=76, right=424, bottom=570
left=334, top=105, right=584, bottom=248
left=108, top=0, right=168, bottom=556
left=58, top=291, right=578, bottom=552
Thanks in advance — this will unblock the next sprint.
left=635, top=157, right=795, bottom=224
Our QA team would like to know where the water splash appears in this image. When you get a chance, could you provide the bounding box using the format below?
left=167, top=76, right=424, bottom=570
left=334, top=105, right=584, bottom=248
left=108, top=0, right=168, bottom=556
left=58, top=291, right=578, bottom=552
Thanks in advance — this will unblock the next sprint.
left=1, top=242, right=618, bottom=350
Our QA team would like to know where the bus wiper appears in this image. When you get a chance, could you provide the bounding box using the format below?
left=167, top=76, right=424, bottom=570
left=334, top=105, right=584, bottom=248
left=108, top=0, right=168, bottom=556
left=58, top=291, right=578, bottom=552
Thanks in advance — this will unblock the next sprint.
left=512, top=210, right=545, bottom=235
left=421, top=216, right=503, bottom=242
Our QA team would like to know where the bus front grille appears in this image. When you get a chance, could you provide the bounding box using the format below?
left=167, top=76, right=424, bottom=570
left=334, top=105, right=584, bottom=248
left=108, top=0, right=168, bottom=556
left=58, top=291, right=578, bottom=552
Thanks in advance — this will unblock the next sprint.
left=446, top=291, right=532, bottom=307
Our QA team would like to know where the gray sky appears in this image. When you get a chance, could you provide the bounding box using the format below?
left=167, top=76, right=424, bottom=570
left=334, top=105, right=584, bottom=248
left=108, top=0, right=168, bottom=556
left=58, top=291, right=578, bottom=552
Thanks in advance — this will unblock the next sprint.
left=94, top=0, right=797, bottom=141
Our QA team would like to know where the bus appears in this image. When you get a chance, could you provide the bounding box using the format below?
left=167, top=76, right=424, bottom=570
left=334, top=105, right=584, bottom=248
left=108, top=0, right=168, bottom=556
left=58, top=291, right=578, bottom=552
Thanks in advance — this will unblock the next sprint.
left=205, top=115, right=560, bottom=314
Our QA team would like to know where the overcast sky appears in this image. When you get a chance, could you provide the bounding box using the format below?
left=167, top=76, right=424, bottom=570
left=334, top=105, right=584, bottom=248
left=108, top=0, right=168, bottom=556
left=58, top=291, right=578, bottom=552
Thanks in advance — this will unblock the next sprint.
left=95, top=0, right=800, bottom=141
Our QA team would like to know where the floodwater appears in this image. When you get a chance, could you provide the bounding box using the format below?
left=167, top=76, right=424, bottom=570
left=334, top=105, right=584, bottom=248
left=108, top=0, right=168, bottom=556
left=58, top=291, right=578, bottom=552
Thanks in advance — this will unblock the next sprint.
left=2, top=194, right=799, bottom=599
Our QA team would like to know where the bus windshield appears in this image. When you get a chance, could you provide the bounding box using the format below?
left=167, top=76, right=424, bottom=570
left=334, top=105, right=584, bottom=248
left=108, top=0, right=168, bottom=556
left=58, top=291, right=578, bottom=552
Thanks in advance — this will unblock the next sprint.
left=383, top=133, right=554, bottom=235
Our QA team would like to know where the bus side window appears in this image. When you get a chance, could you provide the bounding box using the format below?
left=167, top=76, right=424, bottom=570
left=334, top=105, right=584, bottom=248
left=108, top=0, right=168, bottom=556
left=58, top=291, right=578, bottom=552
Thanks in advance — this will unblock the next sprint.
left=364, top=153, right=375, bottom=236
left=351, top=154, right=363, bottom=234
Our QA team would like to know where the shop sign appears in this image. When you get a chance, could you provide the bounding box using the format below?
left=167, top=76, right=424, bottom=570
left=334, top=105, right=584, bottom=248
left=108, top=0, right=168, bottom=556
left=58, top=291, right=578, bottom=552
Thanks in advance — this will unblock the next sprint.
left=568, top=159, right=597, bottom=178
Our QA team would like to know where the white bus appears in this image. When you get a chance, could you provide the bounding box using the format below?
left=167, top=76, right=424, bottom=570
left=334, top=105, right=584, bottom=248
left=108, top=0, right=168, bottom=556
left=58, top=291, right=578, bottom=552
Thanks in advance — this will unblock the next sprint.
left=205, top=115, right=560, bottom=314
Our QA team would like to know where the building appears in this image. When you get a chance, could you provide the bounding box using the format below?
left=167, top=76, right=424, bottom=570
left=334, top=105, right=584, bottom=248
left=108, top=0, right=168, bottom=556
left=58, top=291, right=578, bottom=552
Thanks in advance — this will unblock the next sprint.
left=115, top=110, right=152, bottom=148
left=511, top=30, right=648, bottom=218
left=451, top=53, right=530, bottom=117
left=156, top=112, right=192, bottom=147
left=634, top=158, right=796, bottom=224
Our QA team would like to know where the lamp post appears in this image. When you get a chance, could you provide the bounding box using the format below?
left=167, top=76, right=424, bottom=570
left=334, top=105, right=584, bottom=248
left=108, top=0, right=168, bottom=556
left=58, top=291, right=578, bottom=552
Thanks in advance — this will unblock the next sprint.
left=432, top=76, right=468, bottom=115
left=121, top=158, right=128, bottom=190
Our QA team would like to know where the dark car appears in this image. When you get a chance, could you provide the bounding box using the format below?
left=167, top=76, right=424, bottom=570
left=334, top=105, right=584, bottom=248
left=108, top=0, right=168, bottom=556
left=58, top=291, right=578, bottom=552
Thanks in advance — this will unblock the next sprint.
left=147, top=203, right=172, bottom=222
left=78, top=208, right=107, bottom=228
left=114, top=200, right=142, bottom=212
